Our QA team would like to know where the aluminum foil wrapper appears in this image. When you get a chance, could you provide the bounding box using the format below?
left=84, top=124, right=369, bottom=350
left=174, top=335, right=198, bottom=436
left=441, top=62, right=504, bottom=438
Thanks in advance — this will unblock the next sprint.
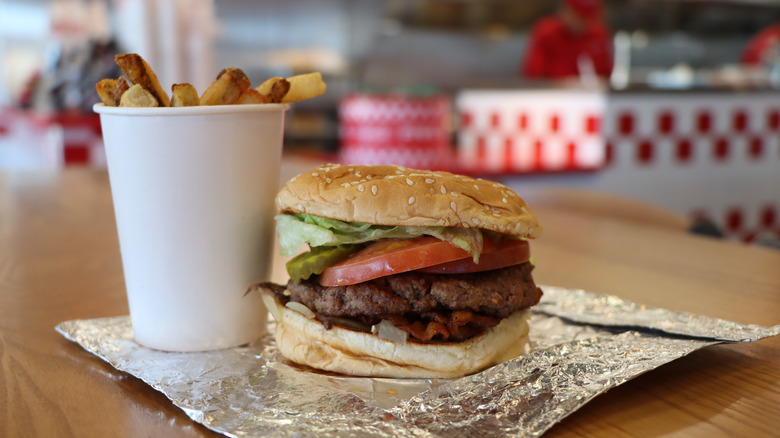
left=56, top=286, right=780, bottom=438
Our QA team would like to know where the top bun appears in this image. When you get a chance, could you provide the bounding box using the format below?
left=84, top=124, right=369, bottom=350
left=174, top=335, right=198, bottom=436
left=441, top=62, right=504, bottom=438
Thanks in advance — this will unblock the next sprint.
left=276, top=164, right=541, bottom=239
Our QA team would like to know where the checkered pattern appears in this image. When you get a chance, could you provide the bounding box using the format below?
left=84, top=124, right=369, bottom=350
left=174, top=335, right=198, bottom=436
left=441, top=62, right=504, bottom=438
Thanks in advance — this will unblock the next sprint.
left=458, top=90, right=780, bottom=242
left=339, top=94, right=453, bottom=170
left=604, top=93, right=780, bottom=243
left=456, top=90, right=607, bottom=173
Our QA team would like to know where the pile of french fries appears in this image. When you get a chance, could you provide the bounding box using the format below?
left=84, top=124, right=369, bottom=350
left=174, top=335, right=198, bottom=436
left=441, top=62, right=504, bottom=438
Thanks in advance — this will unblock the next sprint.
left=96, top=53, right=326, bottom=107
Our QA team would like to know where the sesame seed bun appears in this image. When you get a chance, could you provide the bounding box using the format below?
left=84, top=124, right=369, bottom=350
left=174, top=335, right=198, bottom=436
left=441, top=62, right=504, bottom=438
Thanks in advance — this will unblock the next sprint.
left=275, top=164, right=541, bottom=239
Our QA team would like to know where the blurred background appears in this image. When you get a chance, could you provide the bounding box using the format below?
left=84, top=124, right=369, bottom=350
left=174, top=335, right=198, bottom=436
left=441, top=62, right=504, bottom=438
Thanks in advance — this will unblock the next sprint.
left=2, top=0, right=780, bottom=244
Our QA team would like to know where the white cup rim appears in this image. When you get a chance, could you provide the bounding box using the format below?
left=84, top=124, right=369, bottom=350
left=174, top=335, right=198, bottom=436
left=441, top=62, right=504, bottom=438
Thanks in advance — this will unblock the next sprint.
left=93, top=102, right=290, bottom=117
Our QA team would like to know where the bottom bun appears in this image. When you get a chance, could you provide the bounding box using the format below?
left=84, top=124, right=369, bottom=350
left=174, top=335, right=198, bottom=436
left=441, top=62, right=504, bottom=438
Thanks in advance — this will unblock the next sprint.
left=264, top=293, right=531, bottom=378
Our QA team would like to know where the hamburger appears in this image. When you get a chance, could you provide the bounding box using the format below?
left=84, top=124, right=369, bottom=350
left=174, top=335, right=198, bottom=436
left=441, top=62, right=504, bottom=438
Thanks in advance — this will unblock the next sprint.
left=251, top=163, right=543, bottom=378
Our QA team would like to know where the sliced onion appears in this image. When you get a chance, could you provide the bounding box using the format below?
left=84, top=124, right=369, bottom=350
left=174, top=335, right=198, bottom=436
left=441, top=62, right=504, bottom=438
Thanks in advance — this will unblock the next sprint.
left=285, top=301, right=315, bottom=319
left=261, top=294, right=281, bottom=320
left=374, top=319, right=408, bottom=345
left=324, top=316, right=372, bottom=333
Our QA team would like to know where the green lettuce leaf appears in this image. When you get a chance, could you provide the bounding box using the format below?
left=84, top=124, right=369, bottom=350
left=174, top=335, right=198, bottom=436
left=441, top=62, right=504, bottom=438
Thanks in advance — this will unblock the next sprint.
left=275, top=213, right=485, bottom=261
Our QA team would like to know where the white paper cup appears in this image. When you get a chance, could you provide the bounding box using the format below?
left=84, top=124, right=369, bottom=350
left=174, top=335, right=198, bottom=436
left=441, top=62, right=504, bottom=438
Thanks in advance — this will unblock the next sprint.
left=94, top=103, right=288, bottom=351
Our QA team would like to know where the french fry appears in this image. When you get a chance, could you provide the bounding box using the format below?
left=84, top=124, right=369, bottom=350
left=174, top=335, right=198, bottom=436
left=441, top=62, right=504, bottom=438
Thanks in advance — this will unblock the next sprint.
left=119, top=84, right=158, bottom=107
left=113, top=76, right=130, bottom=105
left=254, top=77, right=291, bottom=103
left=96, top=53, right=327, bottom=108
left=282, top=72, right=326, bottom=103
left=170, top=83, right=200, bottom=107
left=268, top=78, right=291, bottom=103
left=96, top=79, right=117, bottom=106
left=200, top=67, right=251, bottom=106
left=235, top=88, right=270, bottom=105
left=114, top=53, right=170, bottom=107
left=254, top=76, right=282, bottom=96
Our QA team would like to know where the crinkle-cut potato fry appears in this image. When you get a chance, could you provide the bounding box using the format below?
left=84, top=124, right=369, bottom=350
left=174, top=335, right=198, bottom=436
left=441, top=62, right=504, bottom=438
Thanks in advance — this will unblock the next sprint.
left=200, top=67, right=251, bottom=106
left=96, top=79, right=118, bottom=106
left=282, top=72, right=326, bottom=103
left=170, top=83, right=200, bottom=107
left=236, top=88, right=269, bottom=105
left=114, top=53, right=170, bottom=107
left=120, top=84, right=158, bottom=107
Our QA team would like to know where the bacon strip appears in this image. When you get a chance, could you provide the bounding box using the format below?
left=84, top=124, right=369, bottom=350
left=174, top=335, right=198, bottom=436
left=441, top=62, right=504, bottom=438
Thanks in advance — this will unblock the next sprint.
left=386, top=310, right=501, bottom=343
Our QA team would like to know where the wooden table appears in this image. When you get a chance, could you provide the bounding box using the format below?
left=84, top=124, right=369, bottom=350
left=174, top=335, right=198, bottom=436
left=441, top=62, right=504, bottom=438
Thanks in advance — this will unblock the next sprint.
left=1, top=168, right=778, bottom=437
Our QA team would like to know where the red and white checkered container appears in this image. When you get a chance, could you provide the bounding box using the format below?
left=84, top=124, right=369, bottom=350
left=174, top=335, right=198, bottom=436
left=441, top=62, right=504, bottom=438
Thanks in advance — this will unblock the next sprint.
left=339, top=93, right=454, bottom=170
left=602, top=92, right=780, bottom=243
left=456, top=89, right=607, bottom=174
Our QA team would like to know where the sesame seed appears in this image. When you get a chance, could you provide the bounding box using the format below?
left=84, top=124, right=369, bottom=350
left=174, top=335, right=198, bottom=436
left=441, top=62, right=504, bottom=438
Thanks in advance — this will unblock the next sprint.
left=425, top=178, right=435, bottom=184
left=366, top=175, right=373, bottom=180
left=473, top=184, right=479, bottom=190
left=408, top=196, right=415, bottom=204
left=406, top=178, right=414, bottom=186
left=441, top=186, right=447, bottom=194
left=371, top=186, right=378, bottom=195
left=290, top=176, right=298, bottom=182
left=502, top=198, right=508, bottom=203
left=450, top=201, right=457, bottom=212
left=312, top=172, right=319, bottom=177
left=358, top=185, right=364, bottom=192
left=341, top=183, right=350, bottom=188
left=450, top=192, right=459, bottom=197
left=325, top=178, right=332, bottom=184
left=521, top=206, right=528, bottom=213
left=429, top=188, right=435, bottom=194
left=355, top=171, right=362, bottom=177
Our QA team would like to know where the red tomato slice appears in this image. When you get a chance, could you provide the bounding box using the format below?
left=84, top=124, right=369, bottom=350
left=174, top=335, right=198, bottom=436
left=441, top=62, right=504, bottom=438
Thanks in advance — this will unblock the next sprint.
left=317, top=236, right=530, bottom=287
left=318, top=237, right=471, bottom=287
left=417, top=238, right=529, bottom=274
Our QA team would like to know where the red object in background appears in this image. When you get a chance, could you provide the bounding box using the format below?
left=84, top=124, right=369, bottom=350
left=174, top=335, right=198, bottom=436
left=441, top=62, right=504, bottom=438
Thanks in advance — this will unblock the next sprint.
left=53, top=112, right=102, bottom=165
left=0, top=108, right=102, bottom=166
left=741, top=23, right=780, bottom=65
left=565, top=0, right=601, bottom=19
left=339, top=94, right=453, bottom=170
left=521, top=12, right=613, bottom=79
left=637, top=140, right=654, bottom=164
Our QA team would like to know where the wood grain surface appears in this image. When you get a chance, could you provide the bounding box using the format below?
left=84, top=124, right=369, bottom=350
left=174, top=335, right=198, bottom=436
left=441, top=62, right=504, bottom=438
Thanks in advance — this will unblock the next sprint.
left=1, top=167, right=778, bottom=438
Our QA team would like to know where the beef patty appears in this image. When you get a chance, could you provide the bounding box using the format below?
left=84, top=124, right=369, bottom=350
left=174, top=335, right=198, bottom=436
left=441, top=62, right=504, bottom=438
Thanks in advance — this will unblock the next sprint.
left=286, top=262, right=542, bottom=320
